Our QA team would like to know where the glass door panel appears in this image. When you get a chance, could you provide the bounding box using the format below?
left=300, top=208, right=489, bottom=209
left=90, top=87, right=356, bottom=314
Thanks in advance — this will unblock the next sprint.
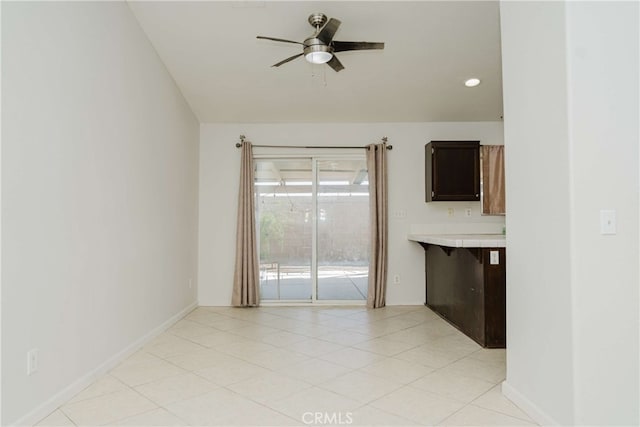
left=316, top=159, right=369, bottom=301
left=255, top=159, right=313, bottom=301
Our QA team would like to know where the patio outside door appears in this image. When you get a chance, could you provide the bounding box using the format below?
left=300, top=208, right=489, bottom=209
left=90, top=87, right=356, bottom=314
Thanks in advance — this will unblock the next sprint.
left=254, top=156, right=369, bottom=303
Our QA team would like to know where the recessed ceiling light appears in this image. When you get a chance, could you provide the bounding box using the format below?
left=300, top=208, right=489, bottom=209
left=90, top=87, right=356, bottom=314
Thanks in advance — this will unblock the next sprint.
left=465, top=78, right=481, bottom=87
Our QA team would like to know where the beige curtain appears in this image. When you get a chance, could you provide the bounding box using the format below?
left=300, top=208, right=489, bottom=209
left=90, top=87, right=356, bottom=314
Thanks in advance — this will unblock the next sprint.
left=231, top=141, right=260, bottom=307
left=366, top=143, right=388, bottom=309
left=481, top=145, right=506, bottom=215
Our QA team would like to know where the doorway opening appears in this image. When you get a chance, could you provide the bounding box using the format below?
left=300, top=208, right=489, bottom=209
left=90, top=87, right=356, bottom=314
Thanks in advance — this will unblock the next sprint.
left=254, top=156, right=370, bottom=304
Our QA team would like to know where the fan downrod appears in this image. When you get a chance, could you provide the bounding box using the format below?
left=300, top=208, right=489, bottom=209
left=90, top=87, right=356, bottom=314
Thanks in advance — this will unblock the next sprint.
left=308, top=13, right=327, bottom=28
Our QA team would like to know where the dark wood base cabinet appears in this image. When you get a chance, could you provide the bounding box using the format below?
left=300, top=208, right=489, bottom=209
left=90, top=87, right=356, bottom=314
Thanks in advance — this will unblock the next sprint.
left=420, top=244, right=506, bottom=348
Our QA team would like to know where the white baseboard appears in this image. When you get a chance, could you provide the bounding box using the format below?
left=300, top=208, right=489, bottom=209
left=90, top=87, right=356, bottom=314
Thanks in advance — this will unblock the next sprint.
left=259, top=300, right=366, bottom=307
left=199, top=301, right=425, bottom=307
left=501, top=380, right=560, bottom=426
left=13, top=301, right=198, bottom=427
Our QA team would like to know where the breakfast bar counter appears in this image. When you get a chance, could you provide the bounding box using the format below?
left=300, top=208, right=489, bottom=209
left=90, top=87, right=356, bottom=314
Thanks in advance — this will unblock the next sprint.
left=408, top=234, right=506, bottom=348
left=408, top=233, right=506, bottom=248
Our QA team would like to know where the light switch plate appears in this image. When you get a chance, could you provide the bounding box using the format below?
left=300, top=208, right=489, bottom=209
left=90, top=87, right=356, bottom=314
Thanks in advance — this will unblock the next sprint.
left=490, top=250, right=500, bottom=265
left=600, top=210, right=617, bottom=235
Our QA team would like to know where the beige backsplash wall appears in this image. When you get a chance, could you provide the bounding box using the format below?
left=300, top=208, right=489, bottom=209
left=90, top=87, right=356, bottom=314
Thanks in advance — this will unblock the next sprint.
left=409, top=222, right=504, bottom=235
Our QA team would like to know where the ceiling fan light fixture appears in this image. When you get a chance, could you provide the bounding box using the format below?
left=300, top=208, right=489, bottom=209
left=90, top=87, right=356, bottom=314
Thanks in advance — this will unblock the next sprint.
left=305, top=51, right=332, bottom=64
left=303, top=40, right=332, bottom=64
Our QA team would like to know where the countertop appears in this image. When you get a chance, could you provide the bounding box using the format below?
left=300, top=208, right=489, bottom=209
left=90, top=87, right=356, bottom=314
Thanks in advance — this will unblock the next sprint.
left=408, top=233, right=506, bottom=248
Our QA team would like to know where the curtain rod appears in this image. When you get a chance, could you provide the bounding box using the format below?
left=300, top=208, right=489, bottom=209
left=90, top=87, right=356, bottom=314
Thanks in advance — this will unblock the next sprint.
left=235, top=135, right=391, bottom=150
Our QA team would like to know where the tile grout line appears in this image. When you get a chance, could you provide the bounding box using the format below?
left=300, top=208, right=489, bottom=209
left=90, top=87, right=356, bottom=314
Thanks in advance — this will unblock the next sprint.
left=40, top=306, right=513, bottom=427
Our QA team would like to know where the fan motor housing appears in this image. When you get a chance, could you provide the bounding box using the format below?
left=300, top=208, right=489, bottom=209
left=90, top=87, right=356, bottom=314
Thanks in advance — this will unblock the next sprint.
left=303, top=37, right=332, bottom=53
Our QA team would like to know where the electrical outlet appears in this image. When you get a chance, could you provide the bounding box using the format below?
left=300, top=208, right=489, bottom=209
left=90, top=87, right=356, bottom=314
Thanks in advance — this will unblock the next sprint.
left=189, top=278, right=193, bottom=289
left=27, top=349, right=39, bottom=376
left=393, top=274, right=401, bottom=285
left=490, top=251, right=500, bottom=265
left=447, top=208, right=454, bottom=218
left=465, top=208, right=472, bottom=217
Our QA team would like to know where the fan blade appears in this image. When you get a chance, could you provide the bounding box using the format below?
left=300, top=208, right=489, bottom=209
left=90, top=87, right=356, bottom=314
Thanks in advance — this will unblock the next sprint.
left=326, top=55, right=344, bottom=72
left=272, top=53, right=304, bottom=67
left=332, top=41, right=384, bottom=52
left=317, top=18, right=341, bottom=44
left=257, top=36, right=304, bottom=45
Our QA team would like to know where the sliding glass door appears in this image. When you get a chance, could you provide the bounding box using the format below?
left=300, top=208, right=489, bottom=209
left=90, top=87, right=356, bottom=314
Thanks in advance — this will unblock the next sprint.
left=316, top=159, right=369, bottom=300
left=255, top=159, right=313, bottom=301
left=254, top=156, right=369, bottom=303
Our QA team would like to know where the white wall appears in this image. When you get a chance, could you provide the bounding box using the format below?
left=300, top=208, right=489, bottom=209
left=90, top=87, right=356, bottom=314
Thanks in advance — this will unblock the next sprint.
left=566, top=2, right=639, bottom=425
left=2, top=3, right=199, bottom=425
left=500, top=2, right=575, bottom=424
left=501, top=1, right=639, bottom=425
left=198, top=122, right=504, bottom=306
left=0, top=2, right=4, bottom=423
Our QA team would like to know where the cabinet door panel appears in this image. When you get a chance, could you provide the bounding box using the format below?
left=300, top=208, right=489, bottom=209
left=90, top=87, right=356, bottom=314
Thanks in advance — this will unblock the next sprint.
left=434, top=147, right=478, bottom=198
left=426, top=141, right=480, bottom=201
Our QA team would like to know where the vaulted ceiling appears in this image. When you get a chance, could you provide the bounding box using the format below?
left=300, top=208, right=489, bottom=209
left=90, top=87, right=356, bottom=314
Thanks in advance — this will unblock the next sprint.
left=128, top=1, right=503, bottom=123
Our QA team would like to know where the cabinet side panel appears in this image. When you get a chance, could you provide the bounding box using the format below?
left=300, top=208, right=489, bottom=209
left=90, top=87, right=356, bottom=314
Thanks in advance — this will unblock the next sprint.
left=483, top=248, right=506, bottom=347
left=425, top=143, right=434, bottom=202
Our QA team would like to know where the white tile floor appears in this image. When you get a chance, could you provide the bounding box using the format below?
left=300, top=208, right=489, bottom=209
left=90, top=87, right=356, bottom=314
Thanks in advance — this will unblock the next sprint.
left=37, top=306, right=537, bottom=426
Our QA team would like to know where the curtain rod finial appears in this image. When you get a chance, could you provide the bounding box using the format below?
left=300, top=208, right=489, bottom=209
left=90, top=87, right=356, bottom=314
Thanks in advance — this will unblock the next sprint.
left=237, top=134, right=246, bottom=148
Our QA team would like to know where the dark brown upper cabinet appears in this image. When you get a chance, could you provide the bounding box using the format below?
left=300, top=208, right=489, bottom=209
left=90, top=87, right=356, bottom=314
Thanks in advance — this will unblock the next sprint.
left=425, top=141, right=480, bottom=202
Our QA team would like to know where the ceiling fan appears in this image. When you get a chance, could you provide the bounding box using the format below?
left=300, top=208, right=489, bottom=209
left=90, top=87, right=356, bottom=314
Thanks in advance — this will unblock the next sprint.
left=257, top=13, right=384, bottom=72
